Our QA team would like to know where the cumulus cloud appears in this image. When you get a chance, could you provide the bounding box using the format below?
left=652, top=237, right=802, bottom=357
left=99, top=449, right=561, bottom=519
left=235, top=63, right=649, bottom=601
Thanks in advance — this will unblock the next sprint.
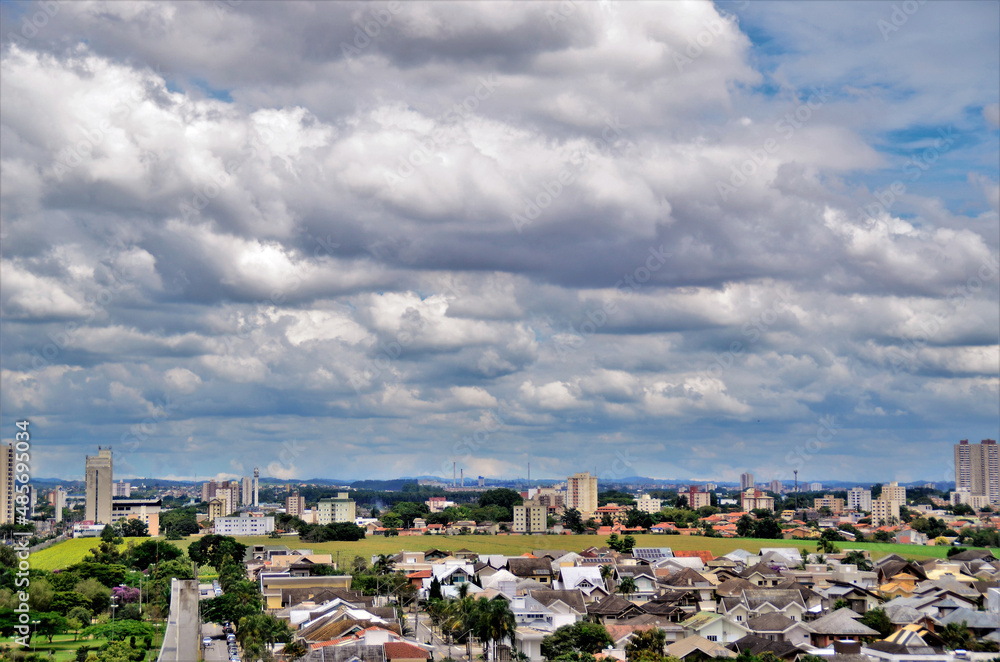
left=0, top=0, right=996, bottom=481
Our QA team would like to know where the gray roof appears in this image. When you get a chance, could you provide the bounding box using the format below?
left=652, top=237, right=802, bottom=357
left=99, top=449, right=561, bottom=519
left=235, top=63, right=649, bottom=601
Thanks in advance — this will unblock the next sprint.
left=807, top=608, right=880, bottom=636
left=746, top=612, right=805, bottom=633
left=528, top=589, right=588, bottom=614
left=882, top=604, right=925, bottom=625
left=938, top=607, right=1000, bottom=630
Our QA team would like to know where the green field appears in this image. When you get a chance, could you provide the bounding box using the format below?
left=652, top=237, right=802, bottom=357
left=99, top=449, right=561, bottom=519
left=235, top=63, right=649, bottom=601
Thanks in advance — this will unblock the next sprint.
left=30, top=532, right=1000, bottom=571
left=0, top=627, right=164, bottom=662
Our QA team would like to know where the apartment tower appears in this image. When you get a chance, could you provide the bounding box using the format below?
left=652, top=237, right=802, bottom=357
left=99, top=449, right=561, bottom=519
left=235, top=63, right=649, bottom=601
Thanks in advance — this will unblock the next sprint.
left=955, top=439, right=999, bottom=504
left=85, top=447, right=113, bottom=523
left=566, top=472, right=598, bottom=515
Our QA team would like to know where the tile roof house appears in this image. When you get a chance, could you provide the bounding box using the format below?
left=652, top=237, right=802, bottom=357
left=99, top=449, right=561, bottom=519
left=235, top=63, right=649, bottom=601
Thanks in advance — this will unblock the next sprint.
left=586, top=594, right=646, bottom=623
left=507, top=558, right=556, bottom=585
left=665, top=634, right=737, bottom=659
left=727, top=634, right=803, bottom=660
left=745, top=612, right=812, bottom=648
left=382, top=642, right=431, bottom=662
left=806, top=608, right=879, bottom=647
left=679, top=611, right=750, bottom=645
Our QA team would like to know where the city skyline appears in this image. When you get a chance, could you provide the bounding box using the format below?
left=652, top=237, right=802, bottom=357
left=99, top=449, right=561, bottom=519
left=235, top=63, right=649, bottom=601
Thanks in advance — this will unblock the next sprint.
left=0, top=1, right=997, bottom=482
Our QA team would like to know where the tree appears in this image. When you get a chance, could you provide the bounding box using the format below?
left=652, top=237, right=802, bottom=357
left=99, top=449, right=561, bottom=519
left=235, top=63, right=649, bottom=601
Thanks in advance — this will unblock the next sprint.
left=873, top=530, right=892, bottom=543
left=843, top=551, right=873, bottom=572
left=34, top=611, right=69, bottom=643
left=479, top=488, right=523, bottom=511
left=540, top=622, right=613, bottom=660
left=754, top=518, right=783, bottom=539
left=617, top=577, right=638, bottom=599
left=820, top=528, right=845, bottom=542
left=561, top=508, right=585, bottom=534
left=51, top=591, right=92, bottom=616
left=284, top=638, right=308, bottom=662
left=188, top=535, right=248, bottom=571
left=625, top=628, right=666, bottom=662
left=429, top=577, right=443, bottom=601
left=859, top=608, right=893, bottom=638
left=940, top=621, right=973, bottom=651
left=601, top=513, right=614, bottom=527
left=816, top=538, right=837, bottom=554
left=620, top=535, right=636, bottom=553
left=82, top=619, right=154, bottom=642
left=236, top=612, right=293, bottom=662
left=373, top=554, right=395, bottom=576
left=115, top=519, right=149, bottom=538
left=68, top=562, right=128, bottom=588
left=736, top=515, right=756, bottom=537
left=380, top=513, right=403, bottom=529
left=599, top=565, right=615, bottom=591
left=75, top=578, right=111, bottom=614
left=67, top=606, right=93, bottom=632
left=125, top=539, right=182, bottom=571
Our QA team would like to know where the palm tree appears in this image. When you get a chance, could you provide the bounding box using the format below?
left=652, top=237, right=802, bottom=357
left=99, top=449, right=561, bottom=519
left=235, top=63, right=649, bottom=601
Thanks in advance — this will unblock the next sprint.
left=816, top=538, right=836, bottom=554
left=617, top=576, right=638, bottom=599
left=373, top=554, right=395, bottom=576
left=485, top=597, right=516, bottom=661
left=283, top=638, right=308, bottom=662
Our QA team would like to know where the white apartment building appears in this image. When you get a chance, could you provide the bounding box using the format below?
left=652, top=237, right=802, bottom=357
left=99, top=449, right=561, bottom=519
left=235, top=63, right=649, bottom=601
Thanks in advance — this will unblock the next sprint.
left=635, top=493, right=662, bottom=514
left=513, top=500, right=547, bottom=533
left=215, top=513, right=275, bottom=536
left=847, top=487, right=872, bottom=512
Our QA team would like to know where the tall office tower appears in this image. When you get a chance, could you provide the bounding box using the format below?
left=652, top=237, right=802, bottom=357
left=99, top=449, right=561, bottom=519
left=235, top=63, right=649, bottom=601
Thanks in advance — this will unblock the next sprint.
left=242, top=476, right=253, bottom=506
left=85, top=447, right=114, bottom=523
left=955, top=439, right=999, bottom=504
left=566, top=472, right=598, bottom=515
left=0, top=443, right=14, bottom=525
left=253, top=467, right=259, bottom=508
left=847, top=487, right=872, bottom=512
left=740, top=472, right=755, bottom=492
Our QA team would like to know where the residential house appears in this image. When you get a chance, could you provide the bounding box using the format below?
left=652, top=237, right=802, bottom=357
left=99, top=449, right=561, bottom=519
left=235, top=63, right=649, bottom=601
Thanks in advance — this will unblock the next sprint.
left=507, top=557, right=556, bottom=586
left=744, top=612, right=812, bottom=648
left=586, top=595, right=646, bottom=623
left=679, top=611, right=750, bottom=645
left=806, top=607, right=879, bottom=647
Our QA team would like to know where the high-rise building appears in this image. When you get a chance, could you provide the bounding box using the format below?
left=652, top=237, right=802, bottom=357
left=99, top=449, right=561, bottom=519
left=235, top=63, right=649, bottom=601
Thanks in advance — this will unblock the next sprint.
left=50, top=487, right=67, bottom=523
left=566, top=472, right=598, bottom=515
left=113, top=480, right=131, bottom=498
left=253, top=467, right=259, bottom=508
left=809, top=482, right=823, bottom=492
left=317, top=492, right=356, bottom=524
left=286, top=492, right=305, bottom=517
left=201, top=480, right=240, bottom=516
left=740, top=473, right=755, bottom=492
left=242, top=476, right=253, bottom=506
left=769, top=479, right=783, bottom=494
left=871, top=497, right=900, bottom=526
left=847, top=487, right=871, bottom=512
left=814, top=495, right=845, bottom=513
left=513, top=499, right=547, bottom=533
left=955, top=439, right=999, bottom=504
left=85, top=447, right=113, bottom=524
left=635, top=494, right=662, bottom=513
left=27, top=486, right=37, bottom=518
left=741, top=488, right=774, bottom=511
left=882, top=481, right=906, bottom=507
left=685, top=486, right=712, bottom=510
left=1, top=443, right=14, bottom=525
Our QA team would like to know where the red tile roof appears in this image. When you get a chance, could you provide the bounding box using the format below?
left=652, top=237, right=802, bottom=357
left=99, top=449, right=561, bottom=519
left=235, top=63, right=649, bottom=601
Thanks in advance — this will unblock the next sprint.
left=673, top=550, right=714, bottom=563
left=384, top=642, right=430, bottom=660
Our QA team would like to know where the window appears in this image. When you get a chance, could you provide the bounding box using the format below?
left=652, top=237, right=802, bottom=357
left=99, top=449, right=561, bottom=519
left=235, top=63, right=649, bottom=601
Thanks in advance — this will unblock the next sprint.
left=706, top=636, right=718, bottom=642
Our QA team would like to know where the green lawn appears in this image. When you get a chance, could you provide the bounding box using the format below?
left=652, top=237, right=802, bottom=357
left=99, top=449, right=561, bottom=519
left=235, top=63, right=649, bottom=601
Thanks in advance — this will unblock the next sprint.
left=29, top=532, right=1000, bottom=572
left=0, top=626, right=164, bottom=662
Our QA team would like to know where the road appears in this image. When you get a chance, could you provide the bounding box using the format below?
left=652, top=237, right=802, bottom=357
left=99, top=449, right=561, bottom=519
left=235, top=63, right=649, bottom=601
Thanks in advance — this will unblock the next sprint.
left=202, top=623, right=231, bottom=662
left=412, top=610, right=483, bottom=661
left=157, top=579, right=200, bottom=662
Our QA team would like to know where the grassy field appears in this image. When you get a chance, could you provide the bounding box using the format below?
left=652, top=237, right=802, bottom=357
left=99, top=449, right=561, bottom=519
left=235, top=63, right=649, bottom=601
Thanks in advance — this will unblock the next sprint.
left=0, top=627, right=164, bottom=662
left=30, top=532, right=1000, bottom=571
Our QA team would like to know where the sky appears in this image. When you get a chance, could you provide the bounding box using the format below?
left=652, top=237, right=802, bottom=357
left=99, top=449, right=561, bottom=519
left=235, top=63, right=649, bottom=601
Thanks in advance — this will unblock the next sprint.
left=0, top=0, right=997, bottom=485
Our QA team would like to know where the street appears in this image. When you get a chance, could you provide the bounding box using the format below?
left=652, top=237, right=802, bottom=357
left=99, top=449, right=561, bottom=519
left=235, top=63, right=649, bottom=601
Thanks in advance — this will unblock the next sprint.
left=412, top=610, right=483, bottom=661
left=202, top=623, right=231, bottom=662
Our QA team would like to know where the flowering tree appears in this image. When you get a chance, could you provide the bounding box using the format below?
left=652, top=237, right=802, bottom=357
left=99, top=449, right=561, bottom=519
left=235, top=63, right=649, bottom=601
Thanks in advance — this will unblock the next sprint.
left=112, top=585, right=140, bottom=604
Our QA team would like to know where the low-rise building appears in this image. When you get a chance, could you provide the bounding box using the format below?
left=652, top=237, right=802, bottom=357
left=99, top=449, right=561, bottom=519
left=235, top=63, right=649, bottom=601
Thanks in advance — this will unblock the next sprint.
left=215, top=513, right=275, bottom=536
left=813, top=495, right=845, bottom=513
left=636, top=494, right=662, bottom=513
left=514, top=499, right=548, bottom=533
left=110, top=498, right=161, bottom=536
left=741, top=489, right=775, bottom=512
